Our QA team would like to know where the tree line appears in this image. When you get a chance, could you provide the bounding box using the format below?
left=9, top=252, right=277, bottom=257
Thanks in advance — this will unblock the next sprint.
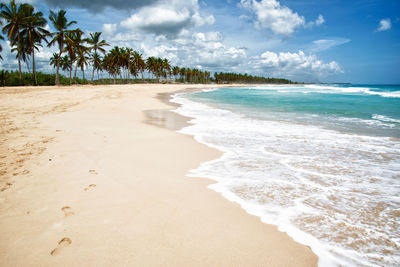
left=214, top=72, right=296, bottom=84
left=0, top=0, right=294, bottom=86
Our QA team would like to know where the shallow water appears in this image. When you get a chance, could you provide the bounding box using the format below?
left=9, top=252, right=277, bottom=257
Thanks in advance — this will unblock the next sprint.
left=171, top=84, right=400, bottom=266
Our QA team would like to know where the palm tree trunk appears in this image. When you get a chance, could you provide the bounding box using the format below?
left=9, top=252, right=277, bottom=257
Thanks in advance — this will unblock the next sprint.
left=69, top=61, right=73, bottom=85
left=74, top=62, right=78, bottom=84
left=91, top=67, right=95, bottom=83
left=56, top=50, right=62, bottom=85
left=82, top=67, right=85, bottom=82
left=32, top=49, right=37, bottom=86
left=17, top=34, right=22, bottom=84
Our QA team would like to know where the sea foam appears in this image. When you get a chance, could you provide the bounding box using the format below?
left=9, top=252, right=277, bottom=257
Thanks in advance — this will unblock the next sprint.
left=171, top=91, right=400, bottom=267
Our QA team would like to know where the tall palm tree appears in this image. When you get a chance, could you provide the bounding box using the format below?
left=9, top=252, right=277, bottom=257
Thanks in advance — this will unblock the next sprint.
left=89, top=52, right=102, bottom=82
left=1, top=0, right=30, bottom=83
left=48, top=9, right=76, bottom=85
left=179, top=67, right=186, bottom=82
left=146, top=56, right=156, bottom=79
left=132, top=51, right=145, bottom=81
left=0, top=20, right=3, bottom=60
left=76, top=48, right=89, bottom=82
left=69, top=29, right=88, bottom=83
left=87, top=32, right=108, bottom=82
left=64, top=30, right=78, bottom=84
left=124, top=47, right=133, bottom=82
left=186, top=68, right=192, bottom=83
left=20, top=5, right=49, bottom=85
left=172, top=66, right=179, bottom=80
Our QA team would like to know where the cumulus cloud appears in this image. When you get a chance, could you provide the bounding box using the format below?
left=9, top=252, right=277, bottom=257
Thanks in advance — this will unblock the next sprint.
left=120, top=0, right=214, bottom=37
left=250, top=50, right=342, bottom=79
left=377, top=18, right=391, bottom=32
left=239, top=0, right=324, bottom=36
left=102, top=23, right=117, bottom=36
left=307, top=14, right=325, bottom=28
left=43, top=0, right=159, bottom=12
left=310, top=38, right=350, bottom=52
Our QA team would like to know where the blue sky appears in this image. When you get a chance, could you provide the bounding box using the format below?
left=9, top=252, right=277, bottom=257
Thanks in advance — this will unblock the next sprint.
left=1, top=0, right=399, bottom=83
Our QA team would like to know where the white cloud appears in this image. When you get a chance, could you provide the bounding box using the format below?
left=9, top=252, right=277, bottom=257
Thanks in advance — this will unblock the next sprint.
left=251, top=50, right=342, bottom=79
left=311, top=38, right=350, bottom=52
left=377, top=19, right=391, bottom=32
left=102, top=23, right=117, bottom=36
left=240, top=0, right=324, bottom=36
left=120, top=0, right=214, bottom=37
left=315, top=14, right=325, bottom=26
left=307, top=14, right=325, bottom=28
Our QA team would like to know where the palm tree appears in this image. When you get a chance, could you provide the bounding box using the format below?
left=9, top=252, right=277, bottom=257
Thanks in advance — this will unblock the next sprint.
left=61, top=55, right=71, bottom=75
left=172, top=66, right=179, bottom=80
left=123, top=47, right=133, bottom=82
left=1, top=0, right=30, bottom=83
left=146, top=56, right=156, bottom=79
left=132, top=51, right=145, bottom=81
left=89, top=52, right=102, bottom=82
left=48, top=9, right=76, bottom=85
left=11, top=40, right=31, bottom=72
left=0, top=20, right=4, bottom=60
left=76, top=48, right=89, bottom=82
left=50, top=52, right=60, bottom=69
left=20, top=4, right=49, bottom=85
left=162, top=58, right=171, bottom=79
left=87, top=32, right=108, bottom=82
left=70, top=29, right=88, bottom=83
left=179, top=67, right=186, bottom=82
left=186, top=68, right=192, bottom=83
left=64, top=30, right=78, bottom=84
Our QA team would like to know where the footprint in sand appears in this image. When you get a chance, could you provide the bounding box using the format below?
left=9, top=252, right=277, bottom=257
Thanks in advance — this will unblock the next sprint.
left=84, top=184, right=96, bottom=191
left=61, top=206, right=74, bottom=217
left=88, top=170, right=98, bottom=175
left=1, top=182, right=13, bottom=192
left=50, top=238, right=72, bottom=256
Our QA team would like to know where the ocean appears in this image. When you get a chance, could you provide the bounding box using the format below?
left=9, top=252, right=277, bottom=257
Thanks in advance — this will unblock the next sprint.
left=171, top=84, right=400, bottom=266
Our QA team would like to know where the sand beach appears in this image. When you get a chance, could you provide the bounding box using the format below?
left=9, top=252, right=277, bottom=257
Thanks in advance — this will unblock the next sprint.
left=0, top=84, right=317, bottom=266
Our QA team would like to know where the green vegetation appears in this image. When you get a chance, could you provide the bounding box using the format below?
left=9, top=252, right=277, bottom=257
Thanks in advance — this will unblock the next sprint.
left=214, top=72, right=296, bottom=84
left=0, top=0, right=295, bottom=87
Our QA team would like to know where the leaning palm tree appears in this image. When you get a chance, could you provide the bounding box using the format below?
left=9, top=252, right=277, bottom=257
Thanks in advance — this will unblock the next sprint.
left=20, top=5, right=49, bottom=85
left=1, top=0, right=30, bottom=83
left=47, top=9, right=76, bottom=85
left=87, top=32, right=108, bottom=82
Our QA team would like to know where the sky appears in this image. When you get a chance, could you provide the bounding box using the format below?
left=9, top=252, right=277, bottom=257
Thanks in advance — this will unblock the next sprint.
left=1, top=0, right=399, bottom=83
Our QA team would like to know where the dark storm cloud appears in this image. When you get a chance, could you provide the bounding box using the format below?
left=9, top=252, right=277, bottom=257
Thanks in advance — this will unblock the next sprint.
left=43, top=0, right=160, bottom=12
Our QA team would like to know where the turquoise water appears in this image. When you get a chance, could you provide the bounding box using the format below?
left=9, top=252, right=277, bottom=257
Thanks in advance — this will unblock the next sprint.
left=172, top=84, right=400, bottom=267
left=190, top=84, right=400, bottom=138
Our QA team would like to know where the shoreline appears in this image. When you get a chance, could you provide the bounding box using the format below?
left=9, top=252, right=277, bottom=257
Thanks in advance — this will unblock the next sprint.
left=0, top=84, right=317, bottom=266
